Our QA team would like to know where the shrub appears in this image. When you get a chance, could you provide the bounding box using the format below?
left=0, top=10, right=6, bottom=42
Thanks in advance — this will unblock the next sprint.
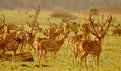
left=51, top=7, right=75, bottom=18
left=112, top=27, right=121, bottom=36
left=90, top=7, right=98, bottom=15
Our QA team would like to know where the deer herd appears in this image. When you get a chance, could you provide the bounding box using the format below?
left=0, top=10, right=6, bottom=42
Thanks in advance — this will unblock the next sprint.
left=0, top=8, right=112, bottom=70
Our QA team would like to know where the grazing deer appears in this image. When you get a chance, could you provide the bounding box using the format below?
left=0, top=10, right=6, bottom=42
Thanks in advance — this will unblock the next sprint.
left=74, top=14, right=112, bottom=70
left=35, top=31, right=69, bottom=63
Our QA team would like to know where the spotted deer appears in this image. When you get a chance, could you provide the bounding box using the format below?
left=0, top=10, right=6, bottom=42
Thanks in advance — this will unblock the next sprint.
left=42, top=24, right=61, bottom=40
left=34, top=31, right=69, bottom=63
left=0, top=31, right=22, bottom=62
left=32, top=38, right=43, bottom=62
left=66, top=33, right=83, bottom=56
left=74, top=14, right=112, bottom=70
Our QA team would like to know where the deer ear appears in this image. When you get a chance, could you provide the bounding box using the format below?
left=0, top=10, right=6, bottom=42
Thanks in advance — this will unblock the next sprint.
left=66, top=31, right=70, bottom=35
left=1, top=23, right=4, bottom=27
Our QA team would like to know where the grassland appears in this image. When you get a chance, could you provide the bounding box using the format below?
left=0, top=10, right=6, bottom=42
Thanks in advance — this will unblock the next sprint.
left=0, top=10, right=121, bottom=71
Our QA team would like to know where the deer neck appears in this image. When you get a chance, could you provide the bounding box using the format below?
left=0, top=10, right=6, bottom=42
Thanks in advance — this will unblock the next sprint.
left=59, top=38, right=65, bottom=45
left=96, top=38, right=102, bottom=49
left=6, top=26, right=10, bottom=33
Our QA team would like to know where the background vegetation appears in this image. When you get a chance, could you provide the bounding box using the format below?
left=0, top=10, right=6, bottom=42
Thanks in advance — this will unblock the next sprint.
left=0, top=0, right=121, bottom=10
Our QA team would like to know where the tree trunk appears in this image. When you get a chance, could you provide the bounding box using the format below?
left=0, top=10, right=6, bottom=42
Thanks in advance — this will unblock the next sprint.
left=0, top=52, right=34, bottom=61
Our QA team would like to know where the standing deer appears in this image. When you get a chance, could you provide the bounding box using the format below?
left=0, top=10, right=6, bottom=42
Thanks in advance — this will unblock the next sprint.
left=42, top=24, right=61, bottom=40
left=34, top=31, right=69, bottom=63
left=0, top=31, right=22, bottom=62
left=66, top=33, right=83, bottom=56
left=33, top=38, right=43, bottom=62
left=74, top=14, right=112, bottom=70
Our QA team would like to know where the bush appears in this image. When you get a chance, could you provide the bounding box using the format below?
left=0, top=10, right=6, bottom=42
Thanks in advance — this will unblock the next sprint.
left=51, top=7, right=75, bottom=18
left=112, top=27, right=121, bottom=36
left=90, top=7, right=98, bottom=15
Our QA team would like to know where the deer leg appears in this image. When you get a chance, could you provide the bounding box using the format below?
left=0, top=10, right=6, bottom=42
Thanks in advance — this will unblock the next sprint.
left=32, top=45, right=37, bottom=62
left=51, top=52, right=53, bottom=61
left=28, top=44, right=31, bottom=52
left=85, top=56, right=88, bottom=70
left=1, top=49, right=6, bottom=57
left=0, top=49, right=1, bottom=54
left=22, top=42, right=27, bottom=53
left=36, top=48, right=39, bottom=62
left=32, top=48, right=36, bottom=62
left=97, top=55, right=100, bottom=68
left=69, top=47, right=72, bottom=56
left=92, top=55, right=96, bottom=69
left=73, top=53, right=75, bottom=64
left=79, top=52, right=88, bottom=71
left=12, top=50, right=16, bottom=62
left=50, top=52, right=54, bottom=62
left=73, top=43, right=80, bottom=64
left=66, top=44, right=68, bottom=53
left=19, top=42, right=23, bottom=53
left=73, top=46, right=76, bottom=64
left=66, top=40, right=69, bottom=53
left=53, top=52, right=57, bottom=62
left=38, top=50, right=43, bottom=64
left=73, top=52, right=78, bottom=64
left=69, top=43, right=73, bottom=56
left=43, top=50, right=47, bottom=63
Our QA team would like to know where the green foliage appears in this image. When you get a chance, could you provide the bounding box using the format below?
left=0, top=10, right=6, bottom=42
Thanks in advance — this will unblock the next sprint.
left=50, top=7, right=74, bottom=18
left=90, top=7, right=98, bottom=15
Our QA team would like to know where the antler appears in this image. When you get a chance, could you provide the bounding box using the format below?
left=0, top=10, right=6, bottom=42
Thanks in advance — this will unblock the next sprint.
left=88, top=14, right=112, bottom=38
left=101, top=14, right=112, bottom=37
left=88, top=14, right=99, bottom=37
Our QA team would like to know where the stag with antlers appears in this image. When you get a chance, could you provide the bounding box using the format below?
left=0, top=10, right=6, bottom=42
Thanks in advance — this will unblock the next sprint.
left=73, top=14, right=112, bottom=70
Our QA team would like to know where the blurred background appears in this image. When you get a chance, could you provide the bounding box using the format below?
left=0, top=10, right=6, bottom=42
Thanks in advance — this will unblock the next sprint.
left=0, top=0, right=121, bottom=10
